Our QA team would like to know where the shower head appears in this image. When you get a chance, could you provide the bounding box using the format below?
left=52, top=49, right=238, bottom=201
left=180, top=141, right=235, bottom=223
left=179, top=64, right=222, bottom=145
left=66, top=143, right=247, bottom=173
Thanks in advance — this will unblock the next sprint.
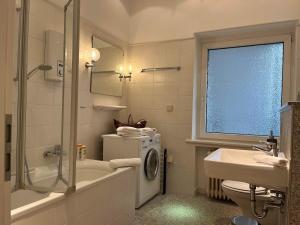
left=14, top=64, right=53, bottom=81
left=26, top=64, right=53, bottom=79
left=37, top=64, right=52, bottom=71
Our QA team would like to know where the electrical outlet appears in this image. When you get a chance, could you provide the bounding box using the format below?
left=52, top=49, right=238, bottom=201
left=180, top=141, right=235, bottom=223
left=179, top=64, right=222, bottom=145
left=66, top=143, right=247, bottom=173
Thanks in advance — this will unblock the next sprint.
left=166, top=104, right=174, bottom=112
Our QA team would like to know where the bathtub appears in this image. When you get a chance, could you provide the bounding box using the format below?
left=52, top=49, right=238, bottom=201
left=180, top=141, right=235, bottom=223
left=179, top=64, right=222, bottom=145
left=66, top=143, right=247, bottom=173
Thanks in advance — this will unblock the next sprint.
left=11, top=160, right=136, bottom=225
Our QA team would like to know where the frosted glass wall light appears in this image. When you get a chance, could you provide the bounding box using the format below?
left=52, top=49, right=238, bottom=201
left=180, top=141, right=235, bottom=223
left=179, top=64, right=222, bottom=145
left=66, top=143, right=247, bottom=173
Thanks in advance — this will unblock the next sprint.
left=116, top=64, right=132, bottom=81
left=85, top=48, right=101, bottom=68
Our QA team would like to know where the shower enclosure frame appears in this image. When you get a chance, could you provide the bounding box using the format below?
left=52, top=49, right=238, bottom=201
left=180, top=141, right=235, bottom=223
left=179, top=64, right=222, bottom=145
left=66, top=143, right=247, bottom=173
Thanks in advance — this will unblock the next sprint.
left=0, top=0, right=15, bottom=224
left=15, top=0, right=29, bottom=191
left=63, top=0, right=81, bottom=194
left=14, top=0, right=80, bottom=194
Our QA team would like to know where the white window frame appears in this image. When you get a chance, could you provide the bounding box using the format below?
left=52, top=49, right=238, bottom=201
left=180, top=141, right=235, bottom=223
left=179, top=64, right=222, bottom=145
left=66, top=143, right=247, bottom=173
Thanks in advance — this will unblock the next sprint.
left=198, top=34, right=291, bottom=143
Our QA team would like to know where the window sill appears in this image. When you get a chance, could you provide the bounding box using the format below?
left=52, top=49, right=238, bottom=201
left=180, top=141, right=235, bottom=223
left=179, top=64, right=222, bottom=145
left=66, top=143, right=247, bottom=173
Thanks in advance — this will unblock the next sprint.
left=186, top=138, right=256, bottom=149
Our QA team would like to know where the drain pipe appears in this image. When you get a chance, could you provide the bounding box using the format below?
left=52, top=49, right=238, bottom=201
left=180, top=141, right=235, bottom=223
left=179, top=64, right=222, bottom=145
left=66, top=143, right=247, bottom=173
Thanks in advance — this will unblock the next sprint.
left=250, top=184, right=268, bottom=219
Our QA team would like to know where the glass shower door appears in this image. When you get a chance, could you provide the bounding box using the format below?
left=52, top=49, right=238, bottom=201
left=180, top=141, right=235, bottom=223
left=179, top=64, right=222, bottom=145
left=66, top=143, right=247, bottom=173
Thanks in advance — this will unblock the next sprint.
left=60, top=0, right=80, bottom=193
left=13, top=0, right=80, bottom=194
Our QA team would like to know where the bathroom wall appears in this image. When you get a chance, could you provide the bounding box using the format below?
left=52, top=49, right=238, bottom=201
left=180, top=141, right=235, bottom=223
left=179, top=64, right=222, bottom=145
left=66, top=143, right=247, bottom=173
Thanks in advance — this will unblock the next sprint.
left=128, top=0, right=300, bottom=43
left=11, top=0, right=65, bottom=170
left=11, top=0, right=127, bottom=171
left=127, top=39, right=196, bottom=194
left=47, top=0, right=131, bottom=42
left=125, top=1, right=300, bottom=195
left=77, top=19, right=127, bottom=160
left=81, top=0, right=130, bottom=42
left=13, top=0, right=300, bottom=197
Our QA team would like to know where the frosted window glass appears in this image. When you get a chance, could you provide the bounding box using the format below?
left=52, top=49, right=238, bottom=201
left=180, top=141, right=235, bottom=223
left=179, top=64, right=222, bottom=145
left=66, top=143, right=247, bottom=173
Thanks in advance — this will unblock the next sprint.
left=206, top=43, right=283, bottom=136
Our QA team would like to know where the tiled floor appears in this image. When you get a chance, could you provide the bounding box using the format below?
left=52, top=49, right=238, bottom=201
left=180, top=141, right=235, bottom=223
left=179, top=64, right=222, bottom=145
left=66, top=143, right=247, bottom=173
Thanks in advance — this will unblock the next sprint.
left=133, top=194, right=242, bottom=225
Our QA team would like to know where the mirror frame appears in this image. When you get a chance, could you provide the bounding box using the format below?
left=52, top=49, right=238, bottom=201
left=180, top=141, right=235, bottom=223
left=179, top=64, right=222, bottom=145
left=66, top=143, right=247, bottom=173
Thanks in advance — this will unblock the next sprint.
left=89, top=35, right=125, bottom=96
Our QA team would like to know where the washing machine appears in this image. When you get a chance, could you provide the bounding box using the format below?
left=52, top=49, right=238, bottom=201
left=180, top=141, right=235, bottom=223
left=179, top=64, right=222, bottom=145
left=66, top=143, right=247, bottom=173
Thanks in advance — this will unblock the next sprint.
left=103, top=134, right=161, bottom=208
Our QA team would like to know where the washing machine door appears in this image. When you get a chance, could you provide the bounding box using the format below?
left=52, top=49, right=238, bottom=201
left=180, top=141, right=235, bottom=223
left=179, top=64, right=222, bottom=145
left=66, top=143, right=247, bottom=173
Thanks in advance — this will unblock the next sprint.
left=144, top=149, right=159, bottom=181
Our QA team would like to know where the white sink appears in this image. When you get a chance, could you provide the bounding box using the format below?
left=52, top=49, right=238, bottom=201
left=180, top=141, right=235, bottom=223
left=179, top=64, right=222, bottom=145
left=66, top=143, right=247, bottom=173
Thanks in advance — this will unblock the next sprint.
left=204, top=148, right=289, bottom=190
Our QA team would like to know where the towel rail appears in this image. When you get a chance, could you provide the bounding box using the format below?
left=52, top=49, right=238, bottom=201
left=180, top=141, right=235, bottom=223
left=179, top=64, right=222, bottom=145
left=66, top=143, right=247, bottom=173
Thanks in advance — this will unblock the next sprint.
left=92, top=70, right=116, bottom=74
left=141, top=66, right=181, bottom=73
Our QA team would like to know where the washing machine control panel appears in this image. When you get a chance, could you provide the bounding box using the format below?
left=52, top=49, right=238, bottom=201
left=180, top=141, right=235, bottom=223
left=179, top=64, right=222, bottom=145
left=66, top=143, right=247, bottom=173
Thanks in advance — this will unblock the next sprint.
left=141, top=134, right=161, bottom=151
left=153, top=135, right=160, bottom=144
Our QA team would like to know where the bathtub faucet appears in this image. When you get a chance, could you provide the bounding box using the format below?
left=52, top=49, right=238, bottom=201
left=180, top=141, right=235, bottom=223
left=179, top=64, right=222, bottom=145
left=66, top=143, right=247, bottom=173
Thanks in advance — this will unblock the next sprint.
left=43, top=145, right=63, bottom=160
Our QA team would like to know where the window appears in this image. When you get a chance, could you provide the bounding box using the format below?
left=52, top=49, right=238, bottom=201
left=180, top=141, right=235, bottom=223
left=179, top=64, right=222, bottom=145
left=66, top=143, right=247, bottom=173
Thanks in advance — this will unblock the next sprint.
left=198, top=35, right=291, bottom=141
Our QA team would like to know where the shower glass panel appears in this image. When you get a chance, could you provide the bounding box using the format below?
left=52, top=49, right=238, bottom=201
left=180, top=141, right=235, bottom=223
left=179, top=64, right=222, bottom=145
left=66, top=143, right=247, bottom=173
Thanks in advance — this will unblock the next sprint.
left=60, top=0, right=78, bottom=193
left=12, top=0, right=79, bottom=194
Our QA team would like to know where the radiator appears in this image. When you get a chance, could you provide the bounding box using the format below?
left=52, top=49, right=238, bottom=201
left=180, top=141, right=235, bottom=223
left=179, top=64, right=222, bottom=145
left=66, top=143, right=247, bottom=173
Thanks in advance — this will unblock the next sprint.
left=206, top=177, right=229, bottom=201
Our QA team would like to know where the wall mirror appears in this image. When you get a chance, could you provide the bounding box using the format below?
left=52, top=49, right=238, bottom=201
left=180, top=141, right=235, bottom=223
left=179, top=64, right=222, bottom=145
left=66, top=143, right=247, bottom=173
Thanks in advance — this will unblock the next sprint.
left=90, top=36, right=124, bottom=97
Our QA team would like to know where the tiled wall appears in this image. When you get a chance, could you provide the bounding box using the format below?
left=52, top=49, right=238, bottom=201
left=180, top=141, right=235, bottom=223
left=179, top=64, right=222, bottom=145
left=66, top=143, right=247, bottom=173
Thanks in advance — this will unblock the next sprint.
left=77, top=19, right=126, bottom=160
left=281, top=103, right=300, bottom=225
left=12, top=0, right=65, bottom=170
left=12, top=0, right=123, bottom=173
left=127, top=40, right=197, bottom=194
left=126, top=25, right=300, bottom=195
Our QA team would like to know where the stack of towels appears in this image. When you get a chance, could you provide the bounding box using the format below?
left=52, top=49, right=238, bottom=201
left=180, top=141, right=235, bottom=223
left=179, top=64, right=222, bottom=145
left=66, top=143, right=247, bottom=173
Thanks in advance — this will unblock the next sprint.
left=141, top=127, right=157, bottom=137
left=117, top=126, right=157, bottom=137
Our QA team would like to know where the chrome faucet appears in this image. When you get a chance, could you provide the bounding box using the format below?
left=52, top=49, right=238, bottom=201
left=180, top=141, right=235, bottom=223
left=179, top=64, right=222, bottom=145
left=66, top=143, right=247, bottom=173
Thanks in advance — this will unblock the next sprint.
left=252, top=130, right=279, bottom=157
left=43, top=145, right=63, bottom=160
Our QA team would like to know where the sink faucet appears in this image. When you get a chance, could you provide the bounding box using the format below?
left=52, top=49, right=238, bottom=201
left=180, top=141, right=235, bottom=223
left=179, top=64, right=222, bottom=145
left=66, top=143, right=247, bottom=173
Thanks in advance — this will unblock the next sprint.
left=252, top=130, right=279, bottom=157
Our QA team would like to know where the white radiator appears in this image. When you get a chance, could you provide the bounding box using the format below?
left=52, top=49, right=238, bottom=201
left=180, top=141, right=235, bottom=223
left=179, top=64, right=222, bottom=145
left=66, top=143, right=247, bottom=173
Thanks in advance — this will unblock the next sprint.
left=206, top=177, right=229, bottom=200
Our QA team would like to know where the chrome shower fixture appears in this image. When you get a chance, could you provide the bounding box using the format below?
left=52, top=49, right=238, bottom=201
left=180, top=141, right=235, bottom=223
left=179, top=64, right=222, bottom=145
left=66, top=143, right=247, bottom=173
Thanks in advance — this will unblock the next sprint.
left=26, top=64, right=52, bottom=79
left=14, top=64, right=53, bottom=81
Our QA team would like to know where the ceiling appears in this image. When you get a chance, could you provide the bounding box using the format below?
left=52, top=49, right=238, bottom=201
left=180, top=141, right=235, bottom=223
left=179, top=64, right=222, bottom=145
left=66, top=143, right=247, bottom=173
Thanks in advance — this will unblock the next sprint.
left=46, top=0, right=130, bottom=42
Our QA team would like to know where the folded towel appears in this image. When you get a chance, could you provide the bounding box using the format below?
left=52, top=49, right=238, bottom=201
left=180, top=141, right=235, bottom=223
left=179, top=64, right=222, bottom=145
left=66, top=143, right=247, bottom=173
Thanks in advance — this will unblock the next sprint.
left=253, top=154, right=288, bottom=167
left=117, top=126, right=140, bottom=133
left=117, top=126, right=142, bottom=137
left=109, top=158, right=141, bottom=169
left=141, top=127, right=157, bottom=132
left=116, top=126, right=157, bottom=137
left=117, top=131, right=141, bottom=137
left=141, top=127, right=157, bottom=137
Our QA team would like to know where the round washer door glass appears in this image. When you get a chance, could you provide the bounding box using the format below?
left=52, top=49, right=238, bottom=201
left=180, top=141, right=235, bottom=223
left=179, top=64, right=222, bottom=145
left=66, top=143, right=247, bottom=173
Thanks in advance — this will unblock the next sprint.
left=144, top=149, right=159, bottom=180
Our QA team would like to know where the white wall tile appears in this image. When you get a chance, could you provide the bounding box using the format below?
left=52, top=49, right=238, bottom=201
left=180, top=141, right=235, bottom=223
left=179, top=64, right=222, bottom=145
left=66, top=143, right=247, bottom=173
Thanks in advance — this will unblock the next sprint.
left=153, top=42, right=181, bottom=68
left=75, top=20, right=127, bottom=159
left=179, top=81, right=193, bottom=96
left=12, top=0, right=125, bottom=172
left=127, top=39, right=196, bottom=195
left=154, top=70, right=180, bottom=83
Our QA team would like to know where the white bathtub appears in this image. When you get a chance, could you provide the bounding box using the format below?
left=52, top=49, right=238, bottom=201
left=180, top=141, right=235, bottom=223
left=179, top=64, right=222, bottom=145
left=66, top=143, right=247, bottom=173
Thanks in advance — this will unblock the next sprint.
left=11, top=160, right=136, bottom=225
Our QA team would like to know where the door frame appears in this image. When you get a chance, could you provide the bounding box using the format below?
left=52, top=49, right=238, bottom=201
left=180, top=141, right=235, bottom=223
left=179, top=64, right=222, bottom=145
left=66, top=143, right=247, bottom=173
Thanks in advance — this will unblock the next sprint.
left=0, top=0, right=15, bottom=224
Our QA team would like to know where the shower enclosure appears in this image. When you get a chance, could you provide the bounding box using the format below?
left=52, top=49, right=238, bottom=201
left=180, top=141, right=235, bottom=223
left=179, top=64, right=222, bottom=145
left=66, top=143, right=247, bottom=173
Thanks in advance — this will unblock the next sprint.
left=12, top=0, right=80, bottom=194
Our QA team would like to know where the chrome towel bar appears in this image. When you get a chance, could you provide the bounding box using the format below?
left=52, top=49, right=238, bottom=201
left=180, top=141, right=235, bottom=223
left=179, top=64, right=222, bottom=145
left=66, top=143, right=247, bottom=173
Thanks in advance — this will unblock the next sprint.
left=92, top=70, right=116, bottom=74
left=141, top=66, right=181, bottom=73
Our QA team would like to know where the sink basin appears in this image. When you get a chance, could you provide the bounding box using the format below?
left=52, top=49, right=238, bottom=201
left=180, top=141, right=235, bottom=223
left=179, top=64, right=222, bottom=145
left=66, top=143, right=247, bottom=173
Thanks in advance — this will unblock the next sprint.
left=204, top=148, right=289, bottom=190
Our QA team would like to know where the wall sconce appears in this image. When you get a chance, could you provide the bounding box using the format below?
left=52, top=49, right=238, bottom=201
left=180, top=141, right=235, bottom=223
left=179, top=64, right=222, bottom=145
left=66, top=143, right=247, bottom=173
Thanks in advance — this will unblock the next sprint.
left=85, top=48, right=101, bottom=68
left=116, top=64, right=132, bottom=81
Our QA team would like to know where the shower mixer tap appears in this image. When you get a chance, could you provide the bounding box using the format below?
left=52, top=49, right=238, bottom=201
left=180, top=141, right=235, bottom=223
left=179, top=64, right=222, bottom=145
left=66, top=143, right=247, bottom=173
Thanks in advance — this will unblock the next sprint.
left=43, top=145, right=63, bottom=160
